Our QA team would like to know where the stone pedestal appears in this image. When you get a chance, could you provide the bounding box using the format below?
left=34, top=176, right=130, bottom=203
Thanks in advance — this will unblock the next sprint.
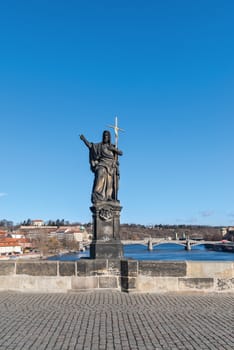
left=90, top=201, right=123, bottom=259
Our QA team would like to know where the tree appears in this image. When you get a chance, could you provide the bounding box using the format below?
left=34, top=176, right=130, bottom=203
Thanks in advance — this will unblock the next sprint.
left=26, top=219, right=32, bottom=226
left=0, top=219, right=13, bottom=227
left=47, top=237, right=62, bottom=253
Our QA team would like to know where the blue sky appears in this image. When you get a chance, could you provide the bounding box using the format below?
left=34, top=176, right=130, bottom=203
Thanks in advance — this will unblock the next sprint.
left=0, top=0, right=234, bottom=226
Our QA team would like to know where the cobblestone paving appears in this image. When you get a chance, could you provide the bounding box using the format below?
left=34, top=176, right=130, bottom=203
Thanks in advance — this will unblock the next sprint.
left=0, top=291, right=233, bottom=350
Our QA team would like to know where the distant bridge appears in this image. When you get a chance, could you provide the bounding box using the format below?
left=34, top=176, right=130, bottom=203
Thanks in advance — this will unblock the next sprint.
left=121, top=239, right=219, bottom=249
left=82, top=239, right=219, bottom=251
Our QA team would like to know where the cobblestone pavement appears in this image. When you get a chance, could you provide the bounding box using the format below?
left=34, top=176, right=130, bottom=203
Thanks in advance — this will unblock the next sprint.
left=0, top=291, right=233, bottom=350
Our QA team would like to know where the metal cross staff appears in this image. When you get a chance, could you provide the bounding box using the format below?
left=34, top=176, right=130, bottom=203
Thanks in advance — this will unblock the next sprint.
left=108, top=116, right=124, bottom=200
left=108, top=116, right=124, bottom=148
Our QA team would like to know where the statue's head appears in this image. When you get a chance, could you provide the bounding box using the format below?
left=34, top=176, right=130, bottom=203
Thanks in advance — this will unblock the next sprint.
left=102, top=130, right=111, bottom=144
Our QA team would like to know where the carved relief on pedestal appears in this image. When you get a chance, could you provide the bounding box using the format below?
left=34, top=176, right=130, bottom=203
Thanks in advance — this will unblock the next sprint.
left=99, top=207, right=113, bottom=221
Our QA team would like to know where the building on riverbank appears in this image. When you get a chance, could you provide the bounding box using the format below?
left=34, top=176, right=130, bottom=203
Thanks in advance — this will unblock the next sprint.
left=222, top=227, right=234, bottom=241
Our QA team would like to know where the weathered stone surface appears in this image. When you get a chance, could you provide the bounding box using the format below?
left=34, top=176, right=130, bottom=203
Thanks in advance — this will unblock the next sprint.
left=0, top=260, right=233, bottom=293
left=187, top=261, right=234, bottom=278
left=90, top=240, right=123, bottom=259
left=71, top=276, right=98, bottom=290
left=99, top=276, right=118, bottom=289
left=107, top=259, right=121, bottom=275
left=0, top=262, right=15, bottom=275
left=136, top=276, right=179, bottom=293
left=16, top=262, right=57, bottom=276
left=59, top=262, right=76, bottom=276
left=121, top=259, right=138, bottom=277
left=120, top=260, right=128, bottom=276
left=179, top=278, right=214, bottom=290
left=121, top=276, right=137, bottom=292
left=90, top=202, right=123, bottom=259
left=127, top=260, right=138, bottom=277
left=127, top=277, right=136, bottom=290
left=0, top=276, right=71, bottom=292
left=90, top=202, right=122, bottom=241
left=139, top=261, right=186, bottom=277
left=120, top=277, right=129, bottom=291
left=216, top=278, right=234, bottom=291
left=76, top=259, right=107, bottom=276
left=135, top=276, right=156, bottom=292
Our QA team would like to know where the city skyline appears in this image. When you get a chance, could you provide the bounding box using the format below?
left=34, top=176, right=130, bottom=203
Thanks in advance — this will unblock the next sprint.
left=1, top=1, right=234, bottom=226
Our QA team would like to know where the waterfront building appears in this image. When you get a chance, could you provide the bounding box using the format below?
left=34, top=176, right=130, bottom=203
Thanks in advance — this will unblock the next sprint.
left=0, top=241, right=22, bottom=255
left=31, top=219, right=44, bottom=227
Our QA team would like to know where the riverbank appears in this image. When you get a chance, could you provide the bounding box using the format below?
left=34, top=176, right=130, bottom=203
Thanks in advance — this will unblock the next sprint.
left=0, top=253, right=42, bottom=260
left=204, top=242, right=234, bottom=252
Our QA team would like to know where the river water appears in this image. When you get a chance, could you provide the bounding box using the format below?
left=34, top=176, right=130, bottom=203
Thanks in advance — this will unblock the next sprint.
left=48, top=243, right=234, bottom=261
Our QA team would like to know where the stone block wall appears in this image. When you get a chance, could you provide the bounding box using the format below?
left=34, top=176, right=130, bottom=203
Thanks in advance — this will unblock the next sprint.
left=0, top=260, right=233, bottom=293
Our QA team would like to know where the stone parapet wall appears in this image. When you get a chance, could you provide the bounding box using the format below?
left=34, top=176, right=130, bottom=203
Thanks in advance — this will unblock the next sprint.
left=0, top=260, right=233, bottom=293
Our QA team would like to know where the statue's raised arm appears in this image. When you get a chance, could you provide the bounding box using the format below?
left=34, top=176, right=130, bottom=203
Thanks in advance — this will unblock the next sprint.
left=80, top=134, right=92, bottom=149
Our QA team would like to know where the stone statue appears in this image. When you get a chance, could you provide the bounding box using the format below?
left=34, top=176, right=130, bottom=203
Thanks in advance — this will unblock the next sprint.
left=80, top=130, right=123, bottom=204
